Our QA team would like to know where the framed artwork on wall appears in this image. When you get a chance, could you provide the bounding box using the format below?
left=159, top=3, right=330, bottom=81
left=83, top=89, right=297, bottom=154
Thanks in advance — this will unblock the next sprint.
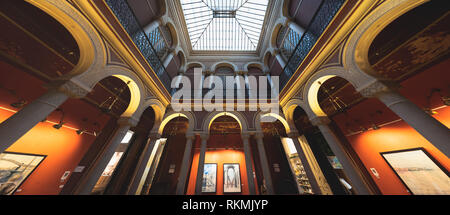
left=202, top=163, right=217, bottom=193
left=0, top=152, right=46, bottom=195
left=223, top=163, right=241, bottom=193
left=381, top=148, right=450, bottom=195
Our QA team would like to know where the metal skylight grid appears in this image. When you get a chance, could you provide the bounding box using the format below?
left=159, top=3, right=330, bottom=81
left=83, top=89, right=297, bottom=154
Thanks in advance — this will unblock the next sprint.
left=180, top=0, right=269, bottom=51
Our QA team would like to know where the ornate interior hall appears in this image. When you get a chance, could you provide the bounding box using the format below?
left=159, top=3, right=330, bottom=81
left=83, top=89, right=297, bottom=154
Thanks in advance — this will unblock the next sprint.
left=0, top=0, right=448, bottom=195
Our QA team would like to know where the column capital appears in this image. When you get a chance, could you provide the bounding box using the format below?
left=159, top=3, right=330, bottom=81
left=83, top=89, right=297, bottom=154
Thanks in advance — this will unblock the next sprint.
left=254, top=131, right=265, bottom=140
left=185, top=132, right=196, bottom=140
left=198, top=132, right=209, bottom=141
left=118, top=117, right=139, bottom=127
left=357, top=81, right=399, bottom=98
left=309, top=116, right=331, bottom=127
left=287, top=131, right=300, bottom=139
left=47, top=79, right=91, bottom=99
left=148, top=132, right=161, bottom=139
left=241, top=132, right=251, bottom=140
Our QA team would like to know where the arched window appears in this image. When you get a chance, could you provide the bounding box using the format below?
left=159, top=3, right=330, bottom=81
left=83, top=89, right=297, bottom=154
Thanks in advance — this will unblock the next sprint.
left=148, top=25, right=173, bottom=61
left=277, top=25, right=302, bottom=62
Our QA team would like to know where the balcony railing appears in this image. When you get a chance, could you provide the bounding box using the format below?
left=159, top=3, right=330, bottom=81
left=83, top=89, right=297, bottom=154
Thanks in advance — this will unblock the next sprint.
left=104, top=0, right=172, bottom=93
left=280, top=0, right=346, bottom=91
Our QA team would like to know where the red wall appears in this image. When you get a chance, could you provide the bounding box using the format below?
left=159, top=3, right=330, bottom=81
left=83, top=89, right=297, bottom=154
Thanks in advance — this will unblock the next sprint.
left=0, top=108, right=100, bottom=195
left=343, top=107, right=450, bottom=195
left=186, top=149, right=254, bottom=195
left=0, top=61, right=110, bottom=195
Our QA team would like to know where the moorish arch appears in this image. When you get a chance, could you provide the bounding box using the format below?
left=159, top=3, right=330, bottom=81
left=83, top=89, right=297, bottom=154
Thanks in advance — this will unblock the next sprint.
left=303, top=66, right=372, bottom=117
left=158, top=110, right=195, bottom=135
left=254, top=111, right=293, bottom=134
left=343, top=0, right=429, bottom=79
left=210, top=61, right=240, bottom=74
left=28, top=0, right=107, bottom=79
left=202, top=111, right=249, bottom=134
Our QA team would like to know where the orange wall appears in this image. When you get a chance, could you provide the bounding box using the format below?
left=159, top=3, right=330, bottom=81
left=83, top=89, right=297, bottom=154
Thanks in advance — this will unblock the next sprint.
left=0, top=107, right=100, bottom=195
left=343, top=107, right=450, bottom=195
left=186, top=149, right=255, bottom=195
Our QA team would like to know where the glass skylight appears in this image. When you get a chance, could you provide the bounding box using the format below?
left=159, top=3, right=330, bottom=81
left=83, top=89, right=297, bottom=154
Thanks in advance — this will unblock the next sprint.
left=180, top=0, right=269, bottom=51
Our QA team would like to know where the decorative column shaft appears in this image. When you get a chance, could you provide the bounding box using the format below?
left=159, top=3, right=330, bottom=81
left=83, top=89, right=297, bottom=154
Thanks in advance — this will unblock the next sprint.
left=288, top=20, right=305, bottom=35
left=163, top=50, right=175, bottom=68
left=359, top=81, right=450, bottom=157
left=255, top=132, right=274, bottom=194
left=143, top=19, right=161, bottom=35
left=275, top=50, right=286, bottom=68
left=310, top=116, right=371, bottom=195
left=176, top=133, right=196, bottom=195
left=127, top=132, right=161, bottom=195
left=78, top=117, right=138, bottom=195
left=195, top=133, right=208, bottom=195
left=0, top=80, right=90, bottom=153
left=287, top=131, right=322, bottom=194
left=242, top=133, right=256, bottom=195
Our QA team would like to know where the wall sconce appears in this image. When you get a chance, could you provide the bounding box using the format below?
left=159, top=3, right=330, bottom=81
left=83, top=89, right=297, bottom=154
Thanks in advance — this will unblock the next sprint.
left=53, top=109, right=65, bottom=129
left=76, top=129, right=86, bottom=135
left=10, top=100, right=27, bottom=109
left=92, top=122, right=101, bottom=137
left=318, top=81, right=348, bottom=113
left=0, top=84, right=28, bottom=109
left=369, top=110, right=382, bottom=130
left=425, top=88, right=449, bottom=114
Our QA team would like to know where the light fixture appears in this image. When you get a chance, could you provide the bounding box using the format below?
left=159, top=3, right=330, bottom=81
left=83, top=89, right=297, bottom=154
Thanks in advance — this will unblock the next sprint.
left=10, top=100, right=27, bottom=109
left=0, top=85, right=28, bottom=109
left=92, top=122, right=101, bottom=137
left=53, top=109, right=65, bottom=129
left=76, top=129, right=86, bottom=135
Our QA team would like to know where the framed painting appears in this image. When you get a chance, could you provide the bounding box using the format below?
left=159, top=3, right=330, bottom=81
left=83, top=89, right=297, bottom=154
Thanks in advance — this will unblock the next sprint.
left=0, top=152, right=46, bottom=195
left=223, top=163, right=241, bottom=193
left=381, top=148, right=450, bottom=195
left=202, top=163, right=217, bottom=193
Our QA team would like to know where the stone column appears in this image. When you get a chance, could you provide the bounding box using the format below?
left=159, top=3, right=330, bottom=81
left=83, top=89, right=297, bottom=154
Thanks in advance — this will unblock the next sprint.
left=274, top=50, right=286, bottom=68
left=163, top=50, right=175, bottom=68
left=0, top=80, right=90, bottom=153
left=195, top=133, right=208, bottom=195
left=254, top=132, right=274, bottom=194
left=127, top=132, right=161, bottom=195
left=242, top=133, right=256, bottom=195
left=287, top=20, right=305, bottom=35
left=143, top=19, right=161, bottom=35
left=359, top=81, right=450, bottom=158
left=287, top=131, right=322, bottom=194
left=310, top=116, right=371, bottom=195
left=78, top=117, right=138, bottom=195
left=176, top=133, right=196, bottom=195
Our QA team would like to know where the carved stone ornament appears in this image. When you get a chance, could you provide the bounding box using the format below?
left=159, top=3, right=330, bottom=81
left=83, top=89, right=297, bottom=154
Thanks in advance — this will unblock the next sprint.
left=309, top=116, right=331, bottom=127
left=358, top=81, right=398, bottom=98
left=118, top=117, right=139, bottom=127
left=46, top=80, right=91, bottom=99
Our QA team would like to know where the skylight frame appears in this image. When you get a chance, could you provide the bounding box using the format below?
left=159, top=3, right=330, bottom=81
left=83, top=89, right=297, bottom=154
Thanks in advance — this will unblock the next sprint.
left=180, top=0, right=270, bottom=52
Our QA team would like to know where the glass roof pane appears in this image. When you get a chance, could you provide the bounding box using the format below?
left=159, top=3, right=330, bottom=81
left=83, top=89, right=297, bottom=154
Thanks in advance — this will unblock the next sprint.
left=180, top=0, right=269, bottom=51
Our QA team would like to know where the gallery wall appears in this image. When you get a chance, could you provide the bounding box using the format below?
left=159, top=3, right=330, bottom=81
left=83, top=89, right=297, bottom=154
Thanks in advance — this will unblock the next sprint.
left=0, top=62, right=111, bottom=195
left=331, top=59, right=450, bottom=195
